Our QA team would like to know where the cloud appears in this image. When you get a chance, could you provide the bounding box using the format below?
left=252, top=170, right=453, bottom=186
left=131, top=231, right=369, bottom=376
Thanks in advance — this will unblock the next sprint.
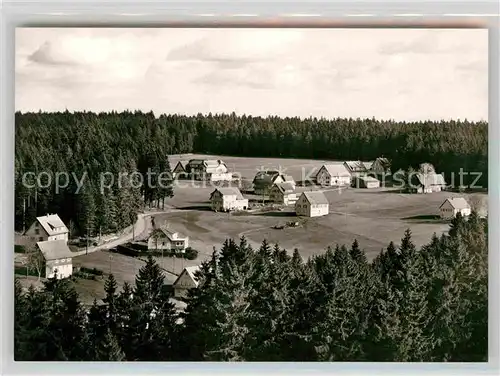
left=15, top=28, right=488, bottom=122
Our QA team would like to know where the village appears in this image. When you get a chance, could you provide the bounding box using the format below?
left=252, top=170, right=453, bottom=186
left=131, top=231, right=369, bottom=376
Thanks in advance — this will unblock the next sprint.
left=14, top=154, right=487, bottom=310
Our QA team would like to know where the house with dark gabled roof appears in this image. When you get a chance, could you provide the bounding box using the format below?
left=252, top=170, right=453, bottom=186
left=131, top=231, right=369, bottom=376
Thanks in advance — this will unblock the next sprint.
left=269, top=182, right=297, bottom=205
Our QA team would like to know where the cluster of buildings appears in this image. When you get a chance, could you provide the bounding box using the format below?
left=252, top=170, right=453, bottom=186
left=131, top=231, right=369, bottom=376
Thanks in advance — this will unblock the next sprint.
left=24, top=214, right=74, bottom=279
left=173, top=159, right=233, bottom=182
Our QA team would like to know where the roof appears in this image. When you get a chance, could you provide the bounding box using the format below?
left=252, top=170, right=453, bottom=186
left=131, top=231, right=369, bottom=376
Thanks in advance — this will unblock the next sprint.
left=273, top=182, right=295, bottom=194
left=440, top=197, right=470, bottom=210
left=37, top=240, right=73, bottom=261
left=344, top=161, right=368, bottom=173
left=355, top=175, right=380, bottom=183
left=173, top=266, right=201, bottom=288
left=318, top=164, right=351, bottom=177
left=374, top=157, right=391, bottom=168
left=211, top=187, right=245, bottom=200
left=281, top=175, right=295, bottom=183
left=415, top=173, right=446, bottom=187
left=188, top=159, right=225, bottom=168
left=152, top=227, right=187, bottom=241
left=36, top=214, right=69, bottom=236
left=363, top=161, right=374, bottom=170
left=173, top=161, right=188, bottom=172
left=301, top=191, right=329, bottom=206
left=253, top=170, right=281, bottom=186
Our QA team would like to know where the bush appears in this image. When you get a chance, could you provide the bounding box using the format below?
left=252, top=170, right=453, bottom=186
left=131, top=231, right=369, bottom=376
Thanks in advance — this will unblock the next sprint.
left=185, top=247, right=199, bottom=260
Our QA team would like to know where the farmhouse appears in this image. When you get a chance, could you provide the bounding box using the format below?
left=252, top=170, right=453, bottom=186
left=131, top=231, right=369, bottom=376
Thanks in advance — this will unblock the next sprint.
left=371, top=157, right=391, bottom=175
left=315, top=164, right=351, bottom=187
left=36, top=239, right=74, bottom=279
left=440, top=197, right=471, bottom=219
left=253, top=170, right=285, bottom=195
left=147, top=227, right=189, bottom=252
left=353, top=175, right=381, bottom=189
left=186, top=159, right=232, bottom=181
left=295, top=191, right=329, bottom=218
left=210, top=187, right=249, bottom=212
left=343, top=161, right=369, bottom=176
left=269, top=182, right=298, bottom=205
left=172, top=161, right=188, bottom=179
left=173, top=266, right=201, bottom=299
left=25, top=214, right=69, bottom=244
left=410, top=173, right=447, bottom=193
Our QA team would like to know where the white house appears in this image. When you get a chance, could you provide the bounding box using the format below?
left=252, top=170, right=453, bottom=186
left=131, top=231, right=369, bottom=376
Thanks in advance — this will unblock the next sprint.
left=353, top=175, right=381, bottom=189
left=25, top=214, right=69, bottom=244
left=147, top=227, right=189, bottom=252
left=410, top=173, right=447, bottom=193
left=186, top=159, right=232, bottom=181
left=269, top=182, right=297, bottom=205
left=295, top=191, right=329, bottom=218
left=440, top=197, right=471, bottom=219
left=315, top=164, right=351, bottom=187
left=173, top=266, right=201, bottom=299
left=210, top=187, right=249, bottom=212
left=36, top=239, right=74, bottom=279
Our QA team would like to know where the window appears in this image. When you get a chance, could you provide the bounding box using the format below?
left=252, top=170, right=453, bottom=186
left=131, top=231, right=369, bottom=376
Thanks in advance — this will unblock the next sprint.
left=39, top=237, right=44, bottom=241
left=35, top=228, right=40, bottom=235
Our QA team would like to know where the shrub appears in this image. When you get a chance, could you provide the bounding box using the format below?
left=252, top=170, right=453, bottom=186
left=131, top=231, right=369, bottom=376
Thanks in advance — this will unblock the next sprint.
left=185, top=247, right=199, bottom=260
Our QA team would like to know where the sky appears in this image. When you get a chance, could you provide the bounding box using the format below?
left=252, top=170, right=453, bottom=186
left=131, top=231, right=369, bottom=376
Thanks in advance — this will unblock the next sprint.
left=15, top=28, right=488, bottom=122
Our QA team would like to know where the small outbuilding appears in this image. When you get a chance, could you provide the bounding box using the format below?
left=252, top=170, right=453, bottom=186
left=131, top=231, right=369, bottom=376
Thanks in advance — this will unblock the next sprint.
left=353, top=175, right=381, bottom=189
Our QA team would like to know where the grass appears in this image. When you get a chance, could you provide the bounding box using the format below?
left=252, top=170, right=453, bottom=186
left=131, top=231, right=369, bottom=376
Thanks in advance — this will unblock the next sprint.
left=37, top=154, right=487, bottom=303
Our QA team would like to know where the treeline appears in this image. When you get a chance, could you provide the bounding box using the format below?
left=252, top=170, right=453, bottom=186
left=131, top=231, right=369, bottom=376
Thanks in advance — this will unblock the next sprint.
left=15, top=213, right=487, bottom=361
left=15, top=111, right=488, bottom=234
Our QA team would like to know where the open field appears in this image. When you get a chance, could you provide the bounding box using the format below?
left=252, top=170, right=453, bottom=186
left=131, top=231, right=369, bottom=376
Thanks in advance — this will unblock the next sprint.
left=165, top=154, right=488, bottom=262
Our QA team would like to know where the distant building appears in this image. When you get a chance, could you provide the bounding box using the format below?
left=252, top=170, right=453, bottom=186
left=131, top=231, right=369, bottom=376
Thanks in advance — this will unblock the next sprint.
left=295, top=191, right=329, bottom=217
left=440, top=197, right=471, bottom=219
left=269, top=182, right=297, bottom=205
left=371, top=157, right=392, bottom=175
left=25, top=214, right=69, bottom=244
left=36, top=239, right=74, bottom=279
left=173, top=266, right=201, bottom=299
left=210, top=187, right=249, bottom=212
left=343, top=161, right=369, bottom=176
left=172, top=161, right=188, bottom=179
left=353, top=175, right=381, bottom=189
left=419, top=162, right=436, bottom=175
left=252, top=170, right=284, bottom=195
left=363, top=161, right=375, bottom=171
left=147, top=227, right=189, bottom=252
left=315, top=164, right=351, bottom=187
left=410, top=173, right=446, bottom=194
left=186, top=159, right=232, bottom=181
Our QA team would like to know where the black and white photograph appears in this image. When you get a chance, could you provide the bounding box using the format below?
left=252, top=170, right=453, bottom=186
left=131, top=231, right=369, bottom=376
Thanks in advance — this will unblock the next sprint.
left=14, top=27, right=488, bottom=362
